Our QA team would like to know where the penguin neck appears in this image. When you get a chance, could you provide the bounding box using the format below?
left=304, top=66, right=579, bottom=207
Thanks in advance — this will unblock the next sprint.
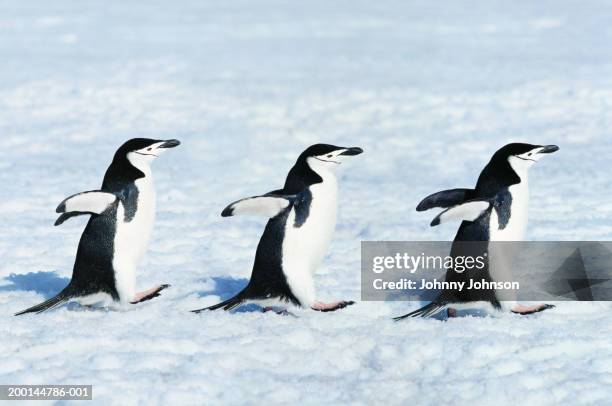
left=509, top=164, right=530, bottom=205
left=308, top=165, right=339, bottom=211
left=283, top=160, right=324, bottom=194
left=513, top=167, right=529, bottom=184
left=310, top=164, right=337, bottom=186
left=102, top=157, right=149, bottom=191
left=127, top=157, right=153, bottom=178
left=477, top=158, right=522, bottom=193
left=508, top=158, right=531, bottom=184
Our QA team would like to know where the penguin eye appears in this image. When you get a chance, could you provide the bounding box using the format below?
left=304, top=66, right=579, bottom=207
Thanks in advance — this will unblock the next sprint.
left=327, top=154, right=333, bottom=158
left=527, top=153, right=532, bottom=156
left=147, top=148, right=152, bottom=151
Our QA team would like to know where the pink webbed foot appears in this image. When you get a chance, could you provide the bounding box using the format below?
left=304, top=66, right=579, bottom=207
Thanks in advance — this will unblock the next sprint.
left=130, top=284, right=170, bottom=304
left=511, top=303, right=555, bottom=315
left=311, top=300, right=355, bottom=312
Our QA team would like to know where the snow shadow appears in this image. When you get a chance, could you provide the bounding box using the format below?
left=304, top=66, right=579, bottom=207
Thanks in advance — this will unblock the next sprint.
left=386, top=292, right=490, bottom=319
left=0, top=271, right=68, bottom=299
left=197, top=276, right=262, bottom=313
left=396, top=303, right=494, bottom=320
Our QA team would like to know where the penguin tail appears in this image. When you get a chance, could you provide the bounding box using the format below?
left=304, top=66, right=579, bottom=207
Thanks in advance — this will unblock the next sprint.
left=191, top=293, right=245, bottom=314
left=393, top=302, right=447, bottom=321
left=14, top=288, right=73, bottom=316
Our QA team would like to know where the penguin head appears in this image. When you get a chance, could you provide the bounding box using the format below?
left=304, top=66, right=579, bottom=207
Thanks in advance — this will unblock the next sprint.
left=495, top=143, right=559, bottom=174
left=116, top=138, right=181, bottom=172
left=281, top=144, right=363, bottom=193
left=302, top=144, right=364, bottom=174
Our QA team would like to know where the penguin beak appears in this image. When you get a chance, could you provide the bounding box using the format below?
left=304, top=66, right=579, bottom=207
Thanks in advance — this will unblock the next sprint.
left=539, top=145, right=559, bottom=154
left=159, top=139, right=181, bottom=149
left=339, top=147, right=364, bottom=156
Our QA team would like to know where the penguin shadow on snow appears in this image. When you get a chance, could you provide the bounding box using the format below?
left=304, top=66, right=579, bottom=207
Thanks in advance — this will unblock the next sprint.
left=196, top=277, right=262, bottom=313
left=389, top=291, right=490, bottom=321
left=3, top=271, right=113, bottom=313
left=2, top=271, right=84, bottom=313
left=1, top=271, right=69, bottom=297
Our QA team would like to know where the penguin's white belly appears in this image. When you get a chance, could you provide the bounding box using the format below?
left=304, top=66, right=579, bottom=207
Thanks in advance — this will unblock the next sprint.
left=489, top=183, right=529, bottom=242
left=281, top=179, right=338, bottom=306
left=113, top=177, right=156, bottom=302
left=488, top=183, right=528, bottom=307
left=76, top=292, right=114, bottom=306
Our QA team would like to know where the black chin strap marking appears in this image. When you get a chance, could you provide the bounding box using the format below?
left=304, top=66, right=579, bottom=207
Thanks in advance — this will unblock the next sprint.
left=313, top=156, right=340, bottom=164
left=513, top=155, right=536, bottom=163
left=134, top=151, right=158, bottom=157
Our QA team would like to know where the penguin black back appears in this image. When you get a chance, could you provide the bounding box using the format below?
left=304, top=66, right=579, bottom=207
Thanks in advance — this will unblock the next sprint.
left=70, top=208, right=121, bottom=300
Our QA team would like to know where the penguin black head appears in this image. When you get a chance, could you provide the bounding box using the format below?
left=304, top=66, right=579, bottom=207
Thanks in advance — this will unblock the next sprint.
left=477, top=143, right=559, bottom=189
left=283, top=144, right=363, bottom=193
left=115, top=138, right=181, bottom=170
left=104, top=138, right=181, bottom=185
left=493, top=143, right=559, bottom=174
left=301, top=143, right=364, bottom=170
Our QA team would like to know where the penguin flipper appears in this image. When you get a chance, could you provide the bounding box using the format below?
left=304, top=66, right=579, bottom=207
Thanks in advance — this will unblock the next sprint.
left=14, top=289, right=72, bottom=316
left=221, top=192, right=294, bottom=218
left=393, top=302, right=447, bottom=321
left=55, top=212, right=87, bottom=226
left=430, top=199, right=491, bottom=226
left=55, top=190, right=117, bottom=225
left=416, top=188, right=473, bottom=211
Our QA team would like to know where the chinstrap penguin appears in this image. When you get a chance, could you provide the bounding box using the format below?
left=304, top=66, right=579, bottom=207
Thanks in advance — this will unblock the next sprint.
left=192, top=143, right=363, bottom=314
left=394, top=143, right=559, bottom=320
left=15, top=138, right=180, bottom=315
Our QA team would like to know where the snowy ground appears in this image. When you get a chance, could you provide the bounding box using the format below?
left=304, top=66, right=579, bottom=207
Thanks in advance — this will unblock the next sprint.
left=2, top=1, right=612, bottom=405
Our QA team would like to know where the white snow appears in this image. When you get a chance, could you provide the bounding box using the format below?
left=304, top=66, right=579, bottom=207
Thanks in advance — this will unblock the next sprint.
left=1, top=1, right=612, bottom=404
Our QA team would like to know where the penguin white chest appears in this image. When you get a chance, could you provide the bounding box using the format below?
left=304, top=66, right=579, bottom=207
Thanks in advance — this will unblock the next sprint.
left=490, top=181, right=529, bottom=241
left=113, top=176, right=156, bottom=302
left=283, top=176, right=338, bottom=273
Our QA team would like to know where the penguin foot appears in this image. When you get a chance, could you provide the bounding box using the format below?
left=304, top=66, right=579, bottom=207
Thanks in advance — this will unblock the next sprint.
left=311, top=300, right=355, bottom=312
left=511, top=303, right=555, bottom=315
left=130, top=284, right=171, bottom=304
left=262, top=306, right=296, bottom=317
